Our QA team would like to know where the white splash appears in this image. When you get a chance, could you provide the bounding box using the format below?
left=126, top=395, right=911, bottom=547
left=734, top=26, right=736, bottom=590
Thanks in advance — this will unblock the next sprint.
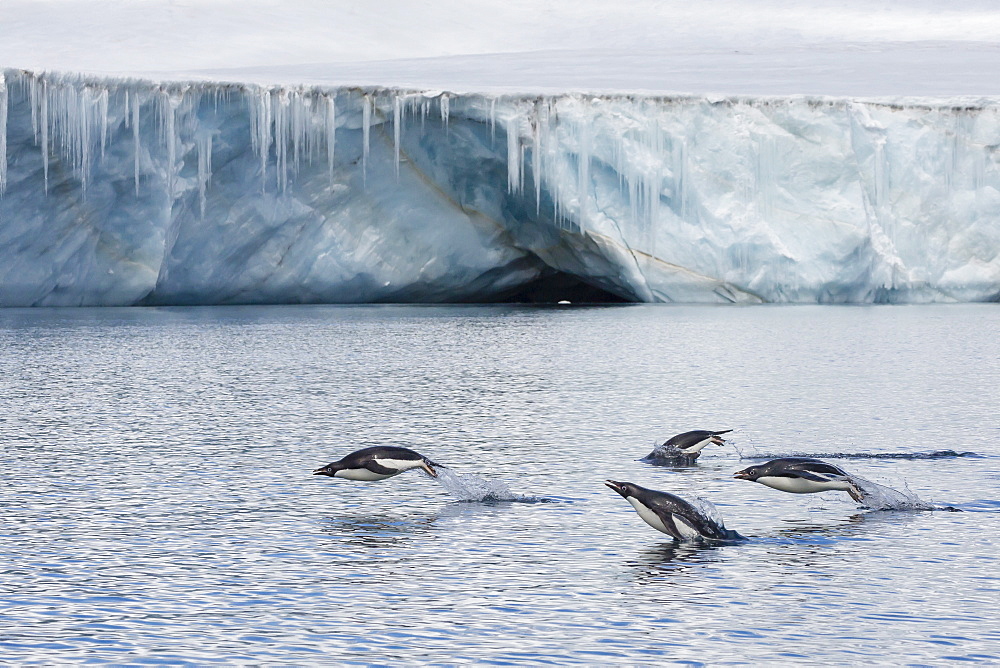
left=688, top=495, right=727, bottom=528
left=433, top=467, right=526, bottom=502
left=849, top=475, right=936, bottom=511
left=643, top=443, right=699, bottom=463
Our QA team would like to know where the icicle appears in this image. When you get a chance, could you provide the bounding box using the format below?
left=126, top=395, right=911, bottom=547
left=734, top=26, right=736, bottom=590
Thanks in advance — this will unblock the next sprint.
left=440, top=93, right=449, bottom=129
left=29, top=75, right=39, bottom=144
left=40, top=81, right=48, bottom=193
left=577, top=110, right=591, bottom=225
left=249, top=88, right=272, bottom=192
left=506, top=116, right=520, bottom=194
left=490, top=97, right=497, bottom=146
left=325, top=94, right=336, bottom=185
left=197, top=133, right=212, bottom=219
left=0, top=73, right=7, bottom=194
left=306, top=92, right=318, bottom=163
left=97, top=88, right=109, bottom=159
left=520, top=143, right=526, bottom=194
left=132, top=90, right=140, bottom=196
left=78, top=87, right=92, bottom=195
left=393, top=94, right=401, bottom=179
left=532, top=105, right=542, bottom=214
left=362, top=94, right=371, bottom=186
left=290, top=90, right=302, bottom=174
left=159, top=90, right=177, bottom=198
left=272, top=90, right=288, bottom=192
left=167, top=92, right=176, bottom=199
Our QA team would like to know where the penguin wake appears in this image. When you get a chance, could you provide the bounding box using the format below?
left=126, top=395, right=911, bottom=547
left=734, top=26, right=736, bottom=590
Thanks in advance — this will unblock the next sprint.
left=433, top=467, right=542, bottom=503
left=735, top=448, right=978, bottom=460
left=847, top=476, right=939, bottom=511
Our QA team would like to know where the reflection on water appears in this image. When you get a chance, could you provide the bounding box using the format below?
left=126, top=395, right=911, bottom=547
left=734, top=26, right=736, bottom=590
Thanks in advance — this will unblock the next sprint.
left=318, top=512, right=440, bottom=547
left=628, top=541, right=729, bottom=583
left=2, top=304, right=999, bottom=664
left=772, top=513, right=871, bottom=539
left=639, top=455, right=703, bottom=469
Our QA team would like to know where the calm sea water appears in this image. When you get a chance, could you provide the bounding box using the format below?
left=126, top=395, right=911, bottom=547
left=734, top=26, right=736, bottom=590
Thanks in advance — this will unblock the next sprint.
left=2, top=304, right=999, bottom=664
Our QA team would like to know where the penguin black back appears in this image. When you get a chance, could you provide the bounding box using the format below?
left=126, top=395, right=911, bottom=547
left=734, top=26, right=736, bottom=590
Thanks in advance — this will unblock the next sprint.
left=663, top=429, right=733, bottom=450
left=313, top=446, right=439, bottom=481
left=735, top=457, right=849, bottom=481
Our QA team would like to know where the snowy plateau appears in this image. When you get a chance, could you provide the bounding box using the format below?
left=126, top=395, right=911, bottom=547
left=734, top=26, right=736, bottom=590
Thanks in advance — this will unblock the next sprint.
left=1, top=1, right=1000, bottom=305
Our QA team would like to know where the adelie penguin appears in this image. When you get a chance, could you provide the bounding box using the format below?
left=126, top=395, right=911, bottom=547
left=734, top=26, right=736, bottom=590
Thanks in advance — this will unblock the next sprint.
left=733, top=457, right=864, bottom=501
left=605, top=480, right=744, bottom=541
left=313, top=446, right=439, bottom=481
left=643, top=429, right=733, bottom=463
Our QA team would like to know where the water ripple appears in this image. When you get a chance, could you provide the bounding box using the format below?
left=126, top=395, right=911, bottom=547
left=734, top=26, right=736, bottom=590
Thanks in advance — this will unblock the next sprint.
left=2, top=304, right=999, bottom=663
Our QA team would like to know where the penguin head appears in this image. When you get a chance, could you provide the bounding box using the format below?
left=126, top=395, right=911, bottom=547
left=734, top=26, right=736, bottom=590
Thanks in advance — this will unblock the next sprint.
left=420, top=458, right=439, bottom=478
left=605, top=480, right=639, bottom=498
left=733, top=465, right=762, bottom=481
left=312, top=462, right=343, bottom=477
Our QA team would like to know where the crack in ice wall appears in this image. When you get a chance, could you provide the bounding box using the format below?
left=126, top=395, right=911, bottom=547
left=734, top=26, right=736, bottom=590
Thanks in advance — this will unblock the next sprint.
left=1, top=68, right=999, bottom=306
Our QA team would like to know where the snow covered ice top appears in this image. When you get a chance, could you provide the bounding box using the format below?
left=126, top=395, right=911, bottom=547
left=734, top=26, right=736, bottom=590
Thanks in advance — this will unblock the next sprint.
left=4, top=0, right=1000, bottom=96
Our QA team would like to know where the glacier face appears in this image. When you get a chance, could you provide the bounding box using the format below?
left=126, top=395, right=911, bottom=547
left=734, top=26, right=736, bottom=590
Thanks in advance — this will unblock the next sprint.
left=1, top=68, right=999, bottom=306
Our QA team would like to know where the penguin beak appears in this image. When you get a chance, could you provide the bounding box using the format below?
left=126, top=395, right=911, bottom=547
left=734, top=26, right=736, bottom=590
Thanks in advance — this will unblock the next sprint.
left=605, top=480, right=628, bottom=498
left=421, top=460, right=439, bottom=478
left=313, top=465, right=334, bottom=476
left=733, top=469, right=751, bottom=480
left=711, top=436, right=727, bottom=446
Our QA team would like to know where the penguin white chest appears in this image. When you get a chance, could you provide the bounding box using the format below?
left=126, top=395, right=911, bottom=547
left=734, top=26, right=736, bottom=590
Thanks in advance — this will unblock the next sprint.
left=334, top=468, right=399, bottom=481
left=626, top=498, right=703, bottom=540
left=332, top=457, right=424, bottom=481
left=757, top=475, right=850, bottom=494
left=627, top=497, right=671, bottom=534
left=681, top=438, right=711, bottom=454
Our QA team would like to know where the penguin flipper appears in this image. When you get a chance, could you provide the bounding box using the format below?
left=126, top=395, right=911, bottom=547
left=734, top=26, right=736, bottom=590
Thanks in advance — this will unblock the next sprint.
left=665, top=431, right=711, bottom=448
left=673, top=512, right=740, bottom=541
left=789, top=470, right=837, bottom=483
left=651, top=508, right=693, bottom=541
left=671, top=513, right=703, bottom=540
left=365, top=461, right=398, bottom=475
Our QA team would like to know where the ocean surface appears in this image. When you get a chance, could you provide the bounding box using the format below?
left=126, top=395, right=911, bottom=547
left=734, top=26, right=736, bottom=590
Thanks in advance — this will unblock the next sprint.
left=2, top=303, right=999, bottom=665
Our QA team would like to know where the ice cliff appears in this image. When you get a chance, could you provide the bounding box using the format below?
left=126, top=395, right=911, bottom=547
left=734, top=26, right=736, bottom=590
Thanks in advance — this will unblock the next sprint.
left=1, top=68, right=999, bottom=305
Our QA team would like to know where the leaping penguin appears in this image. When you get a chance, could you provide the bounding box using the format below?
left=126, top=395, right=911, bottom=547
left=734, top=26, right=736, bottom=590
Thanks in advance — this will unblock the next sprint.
left=313, top=446, right=439, bottom=481
left=733, top=457, right=863, bottom=501
left=605, top=480, right=744, bottom=541
left=644, top=428, right=732, bottom=462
